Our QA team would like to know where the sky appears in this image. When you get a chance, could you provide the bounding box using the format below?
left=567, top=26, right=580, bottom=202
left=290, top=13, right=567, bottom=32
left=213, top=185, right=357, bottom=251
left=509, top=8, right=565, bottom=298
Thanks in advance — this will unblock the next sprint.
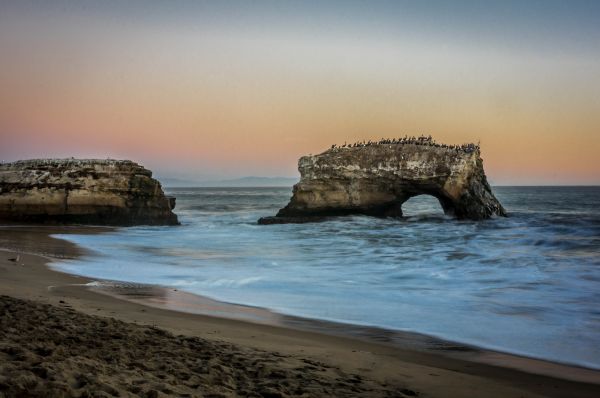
left=1, top=1, right=599, bottom=184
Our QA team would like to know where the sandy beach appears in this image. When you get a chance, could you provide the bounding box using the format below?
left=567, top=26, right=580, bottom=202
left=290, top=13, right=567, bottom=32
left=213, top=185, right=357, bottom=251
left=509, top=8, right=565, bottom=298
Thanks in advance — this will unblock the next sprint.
left=1, top=229, right=600, bottom=397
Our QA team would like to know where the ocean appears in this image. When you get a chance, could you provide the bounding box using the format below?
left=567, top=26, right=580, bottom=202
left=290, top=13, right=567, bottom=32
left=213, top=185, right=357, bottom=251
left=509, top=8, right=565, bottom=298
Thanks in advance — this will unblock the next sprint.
left=52, top=186, right=600, bottom=368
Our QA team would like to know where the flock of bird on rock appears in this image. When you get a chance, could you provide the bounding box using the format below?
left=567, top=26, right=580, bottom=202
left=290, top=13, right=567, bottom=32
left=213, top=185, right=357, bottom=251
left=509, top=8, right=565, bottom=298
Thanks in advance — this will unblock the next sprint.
left=329, top=135, right=480, bottom=153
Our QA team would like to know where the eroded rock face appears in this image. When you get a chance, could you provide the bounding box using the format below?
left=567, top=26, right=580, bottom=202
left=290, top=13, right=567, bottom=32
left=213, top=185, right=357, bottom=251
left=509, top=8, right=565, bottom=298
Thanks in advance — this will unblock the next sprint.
left=259, top=143, right=506, bottom=224
left=0, top=159, right=178, bottom=226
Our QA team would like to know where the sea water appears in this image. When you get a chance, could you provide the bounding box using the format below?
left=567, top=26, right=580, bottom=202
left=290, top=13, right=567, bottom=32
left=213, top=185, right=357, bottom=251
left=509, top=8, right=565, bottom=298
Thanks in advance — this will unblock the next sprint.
left=52, top=186, right=600, bottom=368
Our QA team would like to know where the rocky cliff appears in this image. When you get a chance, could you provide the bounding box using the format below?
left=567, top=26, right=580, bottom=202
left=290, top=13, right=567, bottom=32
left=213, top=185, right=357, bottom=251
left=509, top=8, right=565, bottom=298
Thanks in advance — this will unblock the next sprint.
left=259, top=142, right=506, bottom=224
left=0, top=159, right=178, bottom=226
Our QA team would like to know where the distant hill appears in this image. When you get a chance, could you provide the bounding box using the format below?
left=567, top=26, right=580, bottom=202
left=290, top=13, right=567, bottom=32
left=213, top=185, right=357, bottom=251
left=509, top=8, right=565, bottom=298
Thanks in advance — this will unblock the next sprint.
left=159, top=176, right=298, bottom=188
left=157, top=177, right=201, bottom=187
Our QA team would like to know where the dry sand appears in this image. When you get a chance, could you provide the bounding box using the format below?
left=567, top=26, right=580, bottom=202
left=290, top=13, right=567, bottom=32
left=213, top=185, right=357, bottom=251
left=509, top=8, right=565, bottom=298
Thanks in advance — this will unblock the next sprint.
left=1, top=228, right=599, bottom=397
left=0, top=294, right=409, bottom=397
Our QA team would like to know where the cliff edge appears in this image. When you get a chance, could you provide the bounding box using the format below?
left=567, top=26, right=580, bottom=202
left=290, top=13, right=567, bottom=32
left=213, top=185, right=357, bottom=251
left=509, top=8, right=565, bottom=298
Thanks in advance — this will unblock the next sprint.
left=259, top=139, right=506, bottom=224
left=0, top=159, right=178, bottom=226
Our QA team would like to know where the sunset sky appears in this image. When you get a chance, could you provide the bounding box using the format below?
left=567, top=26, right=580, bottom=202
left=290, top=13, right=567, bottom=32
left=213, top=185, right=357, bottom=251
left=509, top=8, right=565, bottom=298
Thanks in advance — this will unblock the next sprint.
left=1, top=1, right=599, bottom=184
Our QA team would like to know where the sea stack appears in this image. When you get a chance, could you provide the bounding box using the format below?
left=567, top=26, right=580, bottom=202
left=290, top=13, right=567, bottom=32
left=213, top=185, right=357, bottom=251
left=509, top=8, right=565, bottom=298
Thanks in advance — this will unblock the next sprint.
left=259, top=140, right=506, bottom=224
left=0, top=159, right=178, bottom=226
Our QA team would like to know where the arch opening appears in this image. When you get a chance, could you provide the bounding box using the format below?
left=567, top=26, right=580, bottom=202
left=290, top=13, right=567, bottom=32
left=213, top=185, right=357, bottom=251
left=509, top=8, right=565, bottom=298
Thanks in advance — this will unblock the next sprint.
left=401, top=194, right=449, bottom=217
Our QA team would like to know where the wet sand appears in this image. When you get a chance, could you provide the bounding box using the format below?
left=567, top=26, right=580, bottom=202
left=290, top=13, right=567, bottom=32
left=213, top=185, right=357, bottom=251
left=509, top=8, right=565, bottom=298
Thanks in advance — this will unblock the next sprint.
left=1, top=227, right=600, bottom=397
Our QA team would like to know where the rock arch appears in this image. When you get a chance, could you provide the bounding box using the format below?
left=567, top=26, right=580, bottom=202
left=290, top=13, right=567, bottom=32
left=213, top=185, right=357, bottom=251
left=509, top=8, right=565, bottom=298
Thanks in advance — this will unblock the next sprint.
left=259, top=142, right=506, bottom=224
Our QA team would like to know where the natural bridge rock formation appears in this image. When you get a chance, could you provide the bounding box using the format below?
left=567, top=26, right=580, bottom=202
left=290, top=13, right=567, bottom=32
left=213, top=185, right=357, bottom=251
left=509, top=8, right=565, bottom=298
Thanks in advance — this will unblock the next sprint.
left=259, top=142, right=506, bottom=224
left=0, top=159, right=178, bottom=226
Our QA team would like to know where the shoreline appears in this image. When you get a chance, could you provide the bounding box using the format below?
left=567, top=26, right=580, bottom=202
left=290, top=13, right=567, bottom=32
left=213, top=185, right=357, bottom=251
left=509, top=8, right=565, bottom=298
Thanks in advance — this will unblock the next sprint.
left=86, top=277, right=600, bottom=379
left=43, top=226, right=600, bottom=375
left=1, top=227, right=600, bottom=397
